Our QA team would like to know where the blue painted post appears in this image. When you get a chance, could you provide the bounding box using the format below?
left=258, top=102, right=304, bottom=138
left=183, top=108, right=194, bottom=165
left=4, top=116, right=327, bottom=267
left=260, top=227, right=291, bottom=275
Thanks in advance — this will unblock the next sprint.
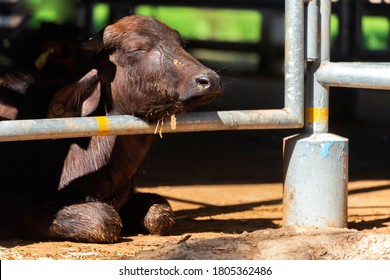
left=282, top=0, right=349, bottom=228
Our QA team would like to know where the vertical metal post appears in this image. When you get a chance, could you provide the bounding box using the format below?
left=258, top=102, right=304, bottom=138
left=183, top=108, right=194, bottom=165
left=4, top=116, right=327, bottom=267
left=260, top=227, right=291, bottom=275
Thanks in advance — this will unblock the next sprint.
left=307, top=0, right=330, bottom=134
left=283, top=0, right=349, bottom=228
left=284, top=0, right=305, bottom=123
left=306, top=0, right=319, bottom=61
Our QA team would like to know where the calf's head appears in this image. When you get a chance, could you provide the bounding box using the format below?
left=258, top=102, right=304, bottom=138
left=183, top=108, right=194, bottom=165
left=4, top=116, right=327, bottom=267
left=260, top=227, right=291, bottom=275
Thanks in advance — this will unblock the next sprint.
left=49, top=15, right=222, bottom=121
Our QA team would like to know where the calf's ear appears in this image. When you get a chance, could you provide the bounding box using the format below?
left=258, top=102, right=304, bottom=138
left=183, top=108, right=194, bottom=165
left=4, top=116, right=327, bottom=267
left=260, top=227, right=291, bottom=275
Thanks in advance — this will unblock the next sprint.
left=47, top=69, right=101, bottom=118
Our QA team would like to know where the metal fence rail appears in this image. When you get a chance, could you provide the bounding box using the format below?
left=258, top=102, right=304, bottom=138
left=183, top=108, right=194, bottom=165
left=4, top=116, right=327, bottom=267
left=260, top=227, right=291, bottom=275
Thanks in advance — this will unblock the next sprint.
left=283, top=0, right=390, bottom=228
left=0, top=0, right=305, bottom=141
left=0, top=109, right=299, bottom=142
left=316, top=62, right=390, bottom=90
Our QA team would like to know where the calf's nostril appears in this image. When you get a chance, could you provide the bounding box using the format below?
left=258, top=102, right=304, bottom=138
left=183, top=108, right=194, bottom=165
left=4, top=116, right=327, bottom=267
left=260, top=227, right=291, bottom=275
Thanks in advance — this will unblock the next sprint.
left=196, top=76, right=211, bottom=89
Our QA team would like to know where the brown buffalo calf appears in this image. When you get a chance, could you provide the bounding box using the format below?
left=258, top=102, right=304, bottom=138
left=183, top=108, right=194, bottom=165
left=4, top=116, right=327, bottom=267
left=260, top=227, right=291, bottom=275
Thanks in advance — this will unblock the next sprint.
left=0, top=15, right=222, bottom=243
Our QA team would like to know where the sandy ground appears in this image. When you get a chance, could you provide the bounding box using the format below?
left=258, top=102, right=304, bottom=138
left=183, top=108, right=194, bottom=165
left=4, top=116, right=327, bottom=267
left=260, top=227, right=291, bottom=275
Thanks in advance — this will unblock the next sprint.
left=1, top=180, right=390, bottom=260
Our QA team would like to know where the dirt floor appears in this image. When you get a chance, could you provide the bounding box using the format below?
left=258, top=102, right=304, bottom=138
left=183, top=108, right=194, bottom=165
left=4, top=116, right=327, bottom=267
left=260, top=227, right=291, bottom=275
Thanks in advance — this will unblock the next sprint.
left=1, top=180, right=390, bottom=260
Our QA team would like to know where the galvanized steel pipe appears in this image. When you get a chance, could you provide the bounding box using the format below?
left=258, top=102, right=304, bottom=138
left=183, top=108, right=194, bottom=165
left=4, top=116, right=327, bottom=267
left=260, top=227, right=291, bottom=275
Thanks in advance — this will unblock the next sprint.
left=0, top=109, right=300, bottom=142
left=306, top=0, right=319, bottom=61
left=0, top=0, right=305, bottom=142
left=305, top=0, right=331, bottom=134
left=316, top=62, right=390, bottom=90
left=284, top=0, right=305, bottom=124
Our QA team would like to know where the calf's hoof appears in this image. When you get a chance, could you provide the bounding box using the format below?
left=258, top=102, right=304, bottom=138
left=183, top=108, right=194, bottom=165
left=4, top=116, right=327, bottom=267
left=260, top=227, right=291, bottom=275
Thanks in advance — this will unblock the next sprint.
left=50, top=202, right=122, bottom=243
left=120, top=192, right=175, bottom=235
left=144, top=202, right=175, bottom=235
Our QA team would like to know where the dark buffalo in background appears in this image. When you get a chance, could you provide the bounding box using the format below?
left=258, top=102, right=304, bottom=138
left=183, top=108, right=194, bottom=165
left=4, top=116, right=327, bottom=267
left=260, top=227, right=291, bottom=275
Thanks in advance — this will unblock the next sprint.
left=0, top=15, right=222, bottom=243
left=0, top=22, right=91, bottom=85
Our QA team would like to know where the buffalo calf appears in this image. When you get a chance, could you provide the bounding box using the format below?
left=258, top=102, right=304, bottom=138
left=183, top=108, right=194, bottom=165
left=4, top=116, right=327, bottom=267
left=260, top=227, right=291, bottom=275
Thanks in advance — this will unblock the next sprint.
left=0, top=15, right=222, bottom=243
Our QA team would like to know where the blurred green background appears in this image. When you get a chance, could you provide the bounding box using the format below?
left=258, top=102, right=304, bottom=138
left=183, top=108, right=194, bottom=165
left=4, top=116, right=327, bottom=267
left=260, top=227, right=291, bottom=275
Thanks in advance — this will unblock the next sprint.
left=24, top=0, right=389, bottom=50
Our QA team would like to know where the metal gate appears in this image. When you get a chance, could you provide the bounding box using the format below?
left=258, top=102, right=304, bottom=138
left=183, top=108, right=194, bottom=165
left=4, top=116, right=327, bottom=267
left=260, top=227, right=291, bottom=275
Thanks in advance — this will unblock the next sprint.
left=0, top=0, right=389, bottom=228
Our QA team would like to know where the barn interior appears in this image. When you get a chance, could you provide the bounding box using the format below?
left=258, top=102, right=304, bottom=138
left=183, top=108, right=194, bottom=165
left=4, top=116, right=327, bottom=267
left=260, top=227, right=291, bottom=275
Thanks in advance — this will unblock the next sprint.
left=1, top=0, right=390, bottom=249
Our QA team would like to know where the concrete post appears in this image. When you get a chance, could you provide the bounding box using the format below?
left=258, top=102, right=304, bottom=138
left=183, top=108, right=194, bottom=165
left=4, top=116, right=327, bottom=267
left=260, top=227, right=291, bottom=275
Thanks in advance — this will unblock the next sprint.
left=283, top=133, right=348, bottom=227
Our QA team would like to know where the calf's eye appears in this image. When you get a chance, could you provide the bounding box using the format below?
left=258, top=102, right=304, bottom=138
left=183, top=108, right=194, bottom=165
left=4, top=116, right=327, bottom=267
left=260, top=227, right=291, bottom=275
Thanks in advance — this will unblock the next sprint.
left=126, top=49, right=147, bottom=57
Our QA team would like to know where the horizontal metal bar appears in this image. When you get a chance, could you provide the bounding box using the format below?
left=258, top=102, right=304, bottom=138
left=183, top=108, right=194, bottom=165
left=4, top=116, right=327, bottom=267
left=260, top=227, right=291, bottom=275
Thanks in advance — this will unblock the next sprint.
left=0, top=0, right=304, bottom=142
left=0, top=109, right=301, bottom=142
left=316, top=62, right=390, bottom=90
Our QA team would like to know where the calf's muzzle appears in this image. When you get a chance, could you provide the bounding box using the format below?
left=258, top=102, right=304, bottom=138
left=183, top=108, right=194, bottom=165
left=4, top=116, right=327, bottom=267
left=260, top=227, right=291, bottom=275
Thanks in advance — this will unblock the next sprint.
left=180, top=70, right=222, bottom=107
